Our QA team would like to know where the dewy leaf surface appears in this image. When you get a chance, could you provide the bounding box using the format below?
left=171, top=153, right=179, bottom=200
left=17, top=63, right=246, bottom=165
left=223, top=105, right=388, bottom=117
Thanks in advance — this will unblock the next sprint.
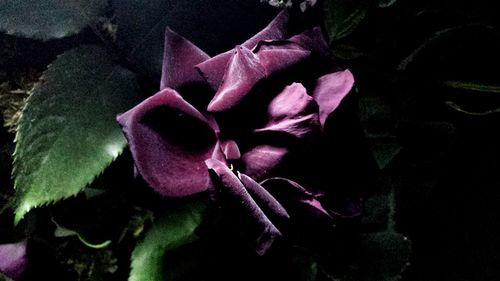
left=129, top=199, right=207, bottom=281
left=0, top=0, right=107, bottom=40
left=13, top=45, right=142, bottom=223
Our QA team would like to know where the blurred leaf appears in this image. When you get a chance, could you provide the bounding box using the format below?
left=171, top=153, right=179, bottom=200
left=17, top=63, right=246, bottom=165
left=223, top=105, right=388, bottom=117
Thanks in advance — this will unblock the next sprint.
left=397, top=24, right=494, bottom=72
left=443, top=80, right=500, bottom=93
left=13, top=45, right=142, bottom=223
left=0, top=273, right=12, bottom=281
left=113, top=0, right=276, bottom=78
left=445, top=101, right=500, bottom=116
left=331, top=44, right=366, bottom=60
left=324, top=0, right=371, bottom=42
left=0, top=0, right=107, bottom=40
left=378, top=0, right=397, bottom=8
left=370, top=141, right=402, bottom=170
left=290, top=252, right=319, bottom=281
left=129, top=199, right=207, bottom=281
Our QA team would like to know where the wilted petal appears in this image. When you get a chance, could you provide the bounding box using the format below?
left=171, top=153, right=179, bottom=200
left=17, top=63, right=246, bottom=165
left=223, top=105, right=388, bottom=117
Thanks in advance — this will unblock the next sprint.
left=207, top=46, right=266, bottom=112
left=0, top=241, right=27, bottom=280
left=195, top=10, right=290, bottom=90
left=160, top=28, right=210, bottom=90
left=312, top=70, right=354, bottom=130
left=205, top=158, right=281, bottom=255
left=117, top=88, right=217, bottom=197
left=254, top=83, right=320, bottom=139
left=239, top=173, right=290, bottom=222
left=242, top=145, right=288, bottom=180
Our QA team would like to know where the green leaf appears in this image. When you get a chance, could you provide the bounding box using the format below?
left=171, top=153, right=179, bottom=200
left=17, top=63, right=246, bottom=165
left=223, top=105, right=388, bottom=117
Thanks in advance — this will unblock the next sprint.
left=442, top=80, right=500, bottom=93
left=324, top=0, right=371, bottom=43
left=0, top=0, right=107, bottom=40
left=129, top=199, right=207, bottom=281
left=113, top=0, right=277, bottom=77
left=445, top=101, right=500, bottom=116
left=378, top=0, right=397, bottom=8
left=0, top=273, right=13, bottom=281
left=13, top=45, right=142, bottom=223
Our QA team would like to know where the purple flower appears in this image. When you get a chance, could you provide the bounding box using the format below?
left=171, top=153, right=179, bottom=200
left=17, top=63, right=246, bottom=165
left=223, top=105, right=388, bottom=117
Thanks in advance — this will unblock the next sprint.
left=0, top=241, right=27, bottom=280
left=118, top=10, right=358, bottom=254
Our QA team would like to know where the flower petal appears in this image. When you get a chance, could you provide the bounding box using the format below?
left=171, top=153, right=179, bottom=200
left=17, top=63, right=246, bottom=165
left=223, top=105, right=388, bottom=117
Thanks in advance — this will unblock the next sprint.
left=239, top=173, right=290, bottom=222
left=260, top=177, right=333, bottom=221
left=117, top=88, right=217, bottom=197
left=205, top=158, right=281, bottom=255
left=254, top=82, right=320, bottom=139
left=257, top=49, right=311, bottom=76
left=195, top=10, right=290, bottom=90
left=220, top=139, right=241, bottom=161
left=312, top=70, right=354, bottom=130
left=207, top=46, right=266, bottom=112
left=160, top=28, right=210, bottom=90
left=241, top=145, right=288, bottom=180
left=0, top=241, right=27, bottom=280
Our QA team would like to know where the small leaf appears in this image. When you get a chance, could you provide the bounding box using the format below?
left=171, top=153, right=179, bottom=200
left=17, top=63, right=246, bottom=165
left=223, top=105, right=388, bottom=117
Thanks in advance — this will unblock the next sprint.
left=0, top=0, right=107, bottom=40
left=324, top=0, right=371, bottom=42
left=445, top=101, right=500, bottom=116
left=129, top=199, right=207, bottom=281
left=378, top=0, right=397, bottom=8
left=113, top=0, right=277, bottom=77
left=0, top=273, right=13, bottom=281
left=442, top=80, right=500, bottom=93
left=13, top=45, right=142, bottom=223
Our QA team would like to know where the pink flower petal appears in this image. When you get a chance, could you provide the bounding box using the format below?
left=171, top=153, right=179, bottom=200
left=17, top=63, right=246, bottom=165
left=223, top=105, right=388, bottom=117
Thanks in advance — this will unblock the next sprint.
left=206, top=158, right=281, bottom=255
left=0, top=241, right=27, bottom=280
left=312, top=70, right=354, bottom=130
left=160, top=28, right=210, bottom=90
left=207, top=46, right=266, bottom=112
left=195, top=10, right=291, bottom=90
left=117, top=88, right=217, bottom=197
left=254, top=82, right=320, bottom=139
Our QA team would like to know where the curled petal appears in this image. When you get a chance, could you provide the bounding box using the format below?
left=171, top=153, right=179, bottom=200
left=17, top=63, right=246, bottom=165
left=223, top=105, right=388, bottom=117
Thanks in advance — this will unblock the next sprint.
left=160, top=28, right=210, bottom=90
left=220, top=139, right=241, bottom=160
left=260, top=177, right=333, bottom=221
left=207, top=46, right=266, bottom=112
left=242, top=145, right=288, bottom=180
left=254, top=82, right=320, bottom=139
left=205, top=158, right=281, bottom=255
left=312, top=70, right=354, bottom=130
left=0, top=241, right=27, bottom=280
left=117, top=88, right=217, bottom=197
left=239, top=173, right=290, bottom=222
left=195, top=10, right=290, bottom=90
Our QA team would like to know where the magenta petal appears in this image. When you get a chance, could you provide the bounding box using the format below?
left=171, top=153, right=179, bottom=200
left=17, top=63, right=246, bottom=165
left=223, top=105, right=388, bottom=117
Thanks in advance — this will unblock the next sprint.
left=0, top=241, right=27, bottom=280
left=241, top=145, right=288, bottom=180
left=207, top=46, right=266, bottom=112
left=260, top=177, right=332, bottom=219
left=254, top=83, right=320, bottom=139
left=239, top=173, right=290, bottom=222
left=205, top=158, right=281, bottom=255
left=241, top=9, right=290, bottom=49
left=195, top=10, right=290, bottom=91
left=160, top=28, right=210, bottom=90
left=220, top=139, right=241, bottom=160
left=288, top=27, right=329, bottom=56
left=258, top=49, right=311, bottom=75
left=117, top=88, right=217, bottom=197
left=312, top=70, right=354, bottom=130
